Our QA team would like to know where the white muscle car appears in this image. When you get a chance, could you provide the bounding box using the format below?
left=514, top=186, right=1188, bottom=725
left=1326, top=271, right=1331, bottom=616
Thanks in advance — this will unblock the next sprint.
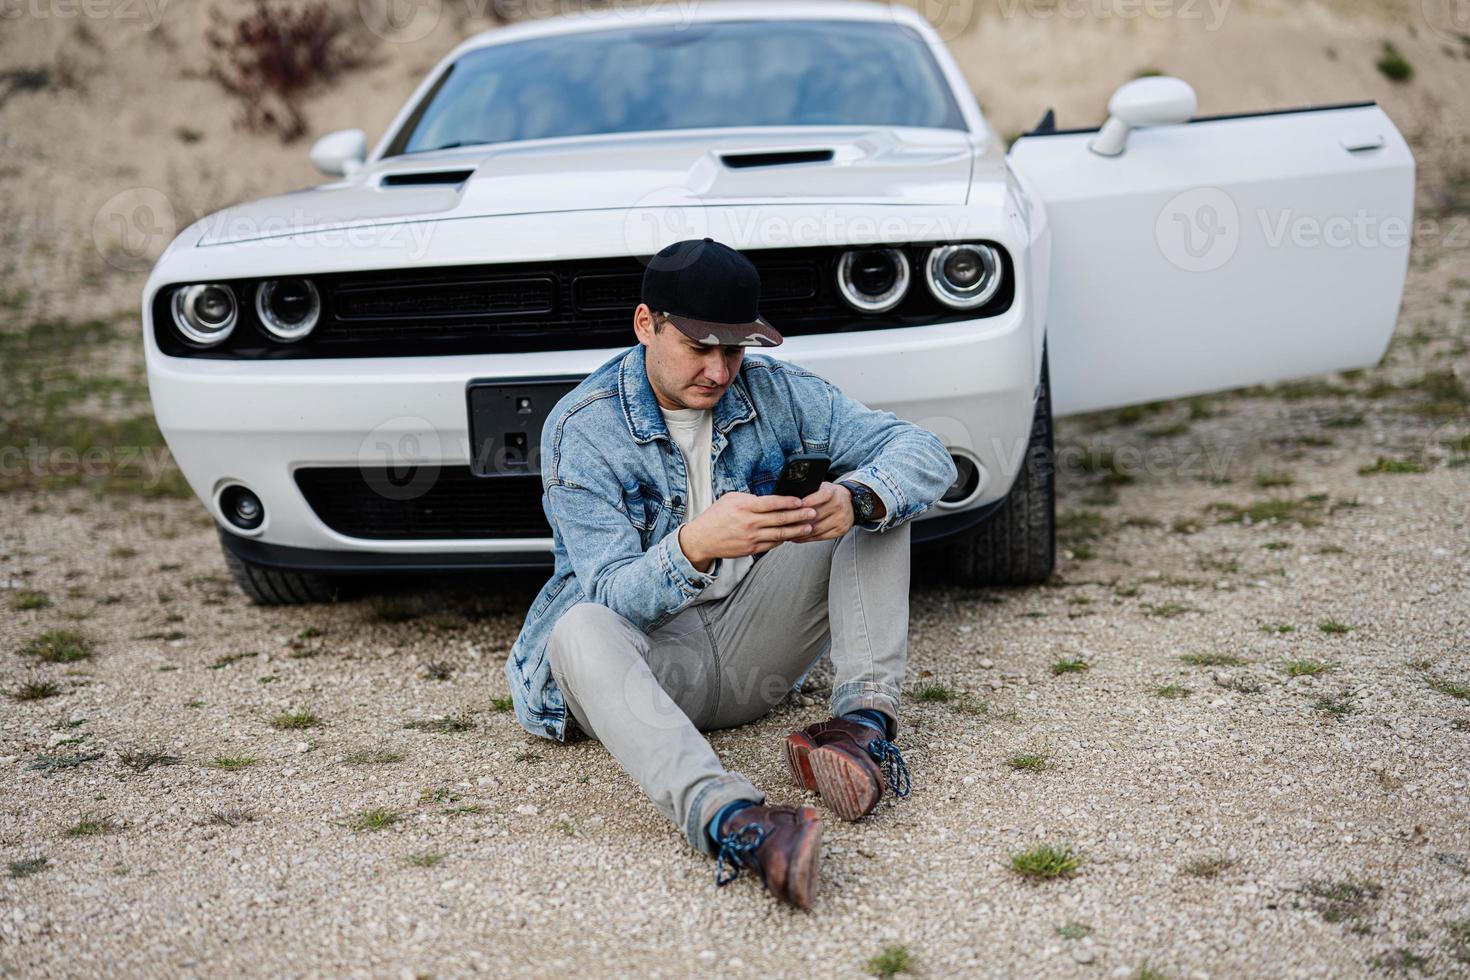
left=141, top=0, right=1415, bottom=604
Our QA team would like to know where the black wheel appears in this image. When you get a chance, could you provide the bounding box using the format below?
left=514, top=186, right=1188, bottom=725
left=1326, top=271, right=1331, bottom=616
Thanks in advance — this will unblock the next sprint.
left=221, top=541, right=349, bottom=605
left=943, top=348, right=1056, bottom=587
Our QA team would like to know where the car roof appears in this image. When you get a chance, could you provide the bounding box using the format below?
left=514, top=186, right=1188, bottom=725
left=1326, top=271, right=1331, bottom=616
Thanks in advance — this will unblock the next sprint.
left=449, top=1, right=936, bottom=58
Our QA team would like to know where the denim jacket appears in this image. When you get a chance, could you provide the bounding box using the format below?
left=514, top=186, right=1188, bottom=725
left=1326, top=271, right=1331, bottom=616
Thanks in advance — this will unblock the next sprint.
left=503, top=343, right=958, bottom=742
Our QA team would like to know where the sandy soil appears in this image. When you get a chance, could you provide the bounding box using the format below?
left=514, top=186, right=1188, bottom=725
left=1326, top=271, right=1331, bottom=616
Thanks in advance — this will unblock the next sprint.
left=1, top=240, right=1466, bottom=977
left=2, top=1, right=1469, bottom=977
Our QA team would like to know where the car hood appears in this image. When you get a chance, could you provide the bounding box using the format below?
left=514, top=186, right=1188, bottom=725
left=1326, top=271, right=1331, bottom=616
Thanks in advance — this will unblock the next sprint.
left=194, top=128, right=978, bottom=247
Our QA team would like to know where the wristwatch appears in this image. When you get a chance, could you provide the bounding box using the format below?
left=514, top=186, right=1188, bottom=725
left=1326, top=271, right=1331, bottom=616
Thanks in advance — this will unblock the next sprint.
left=838, top=480, right=879, bottom=523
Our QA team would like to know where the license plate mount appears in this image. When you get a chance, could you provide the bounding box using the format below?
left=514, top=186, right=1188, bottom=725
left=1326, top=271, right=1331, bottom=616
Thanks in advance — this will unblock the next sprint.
left=465, top=376, right=581, bottom=478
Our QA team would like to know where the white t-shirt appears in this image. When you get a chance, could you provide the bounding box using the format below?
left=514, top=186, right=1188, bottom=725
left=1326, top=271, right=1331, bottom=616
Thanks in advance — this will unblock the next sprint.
left=660, top=406, right=753, bottom=604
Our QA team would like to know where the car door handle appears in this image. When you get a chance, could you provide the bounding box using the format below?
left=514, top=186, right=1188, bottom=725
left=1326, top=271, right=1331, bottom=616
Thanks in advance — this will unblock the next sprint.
left=1341, top=132, right=1386, bottom=153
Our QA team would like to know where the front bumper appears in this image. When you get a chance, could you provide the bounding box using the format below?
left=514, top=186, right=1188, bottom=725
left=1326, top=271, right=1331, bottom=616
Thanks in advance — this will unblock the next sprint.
left=148, top=304, right=1037, bottom=559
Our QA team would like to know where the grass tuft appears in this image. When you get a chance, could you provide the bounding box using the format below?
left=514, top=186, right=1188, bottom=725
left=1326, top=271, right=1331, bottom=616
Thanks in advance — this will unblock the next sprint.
left=1358, top=456, right=1426, bottom=475
left=208, top=808, right=255, bottom=827
left=1153, top=684, right=1191, bottom=699
left=9, top=589, right=50, bottom=611
left=912, top=682, right=954, bottom=703
left=26, top=752, right=102, bottom=775
left=65, top=816, right=114, bottom=837
left=343, top=747, right=402, bottom=765
left=403, top=714, right=474, bottom=734
left=1369, top=949, right=1430, bottom=973
left=118, top=748, right=182, bottom=773
left=1209, top=497, right=1324, bottom=527
left=1426, top=676, right=1470, bottom=701
left=866, top=944, right=912, bottom=980
left=11, top=680, right=61, bottom=701
left=1180, top=652, right=1248, bottom=667
left=1283, top=659, right=1335, bottom=677
left=1303, top=878, right=1381, bottom=922
left=345, top=807, right=400, bottom=832
left=8, top=855, right=48, bottom=878
left=209, top=755, right=258, bottom=771
left=1181, top=856, right=1236, bottom=878
left=1007, top=753, right=1048, bottom=772
left=1313, top=691, right=1358, bottom=720
left=1375, top=41, right=1413, bottom=82
left=18, top=629, right=93, bottom=663
left=406, top=851, right=444, bottom=868
left=489, top=696, right=514, bottom=712
left=1050, top=658, right=1090, bottom=675
left=421, top=661, right=455, bottom=681
left=1318, top=620, right=1353, bottom=635
left=269, top=708, right=321, bottom=730
left=208, top=651, right=259, bottom=669
left=1056, top=922, right=1092, bottom=940
left=1141, top=601, right=1194, bottom=618
left=1009, top=842, right=1082, bottom=879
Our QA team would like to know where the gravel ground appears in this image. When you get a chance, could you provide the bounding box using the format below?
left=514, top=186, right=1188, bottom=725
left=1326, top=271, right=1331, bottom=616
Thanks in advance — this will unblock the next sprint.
left=3, top=254, right=1469, bottom=979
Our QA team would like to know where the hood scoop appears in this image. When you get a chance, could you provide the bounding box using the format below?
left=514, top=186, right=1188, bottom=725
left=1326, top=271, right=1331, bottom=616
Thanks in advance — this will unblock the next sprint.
left=719, top=149, right=835, bottom=169
left=381, top=169, right=475, bottom=187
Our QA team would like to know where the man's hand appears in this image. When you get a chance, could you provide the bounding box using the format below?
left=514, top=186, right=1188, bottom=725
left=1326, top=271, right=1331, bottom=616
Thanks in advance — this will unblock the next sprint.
left=790, top=482, right=855, bottom=544
left=678, top=492, right=816, bottom=571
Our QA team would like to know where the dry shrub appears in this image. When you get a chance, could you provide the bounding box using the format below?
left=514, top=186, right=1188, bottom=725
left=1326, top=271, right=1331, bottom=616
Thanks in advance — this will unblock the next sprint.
left=204, top=0, right=370, bottom=142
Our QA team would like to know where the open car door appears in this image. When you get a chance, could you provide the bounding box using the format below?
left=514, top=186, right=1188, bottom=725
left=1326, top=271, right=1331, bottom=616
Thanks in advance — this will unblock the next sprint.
left=1009, top=96, right=1415, bottom=416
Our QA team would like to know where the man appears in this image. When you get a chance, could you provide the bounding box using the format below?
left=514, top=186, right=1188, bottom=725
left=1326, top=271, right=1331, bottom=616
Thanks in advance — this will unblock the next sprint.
left=502, top=238, right=957, bottom=909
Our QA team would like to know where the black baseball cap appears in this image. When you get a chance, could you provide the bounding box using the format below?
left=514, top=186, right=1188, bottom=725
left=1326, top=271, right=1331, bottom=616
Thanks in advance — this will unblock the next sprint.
left=641, top=238, right=783, bottom=348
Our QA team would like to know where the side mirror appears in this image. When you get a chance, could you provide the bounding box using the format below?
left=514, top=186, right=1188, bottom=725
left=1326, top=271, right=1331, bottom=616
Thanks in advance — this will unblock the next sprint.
left=1089, top=77, right=1197, bottom=157
left=309, top=129, right=368, bottom=177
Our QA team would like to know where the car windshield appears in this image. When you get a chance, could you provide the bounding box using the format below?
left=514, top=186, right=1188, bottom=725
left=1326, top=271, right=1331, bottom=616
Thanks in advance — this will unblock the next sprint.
left=388, top=19, right=966, bottom=155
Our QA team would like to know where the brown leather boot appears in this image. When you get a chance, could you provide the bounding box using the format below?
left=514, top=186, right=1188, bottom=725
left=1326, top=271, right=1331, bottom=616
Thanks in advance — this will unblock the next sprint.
left=714, top=804, right=823, bottom=910
left=784, top=717, right=911, bottom=822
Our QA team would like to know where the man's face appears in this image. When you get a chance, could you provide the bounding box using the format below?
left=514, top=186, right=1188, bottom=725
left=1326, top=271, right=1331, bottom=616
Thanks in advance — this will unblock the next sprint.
left=634, top=304, right=745, bottom=411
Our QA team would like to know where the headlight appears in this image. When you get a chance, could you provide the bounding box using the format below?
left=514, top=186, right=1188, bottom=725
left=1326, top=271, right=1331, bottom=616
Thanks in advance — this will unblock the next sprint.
left=925, top=244, right=1001, bottom=309
left=836, top=248, right=909, bottom=313
left=170, top=283, right=238, bottom=346
left=255, top=278, right=320, bottom=341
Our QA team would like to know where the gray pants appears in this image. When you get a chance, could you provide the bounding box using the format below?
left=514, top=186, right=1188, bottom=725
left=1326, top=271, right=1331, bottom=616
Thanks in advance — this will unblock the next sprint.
left=547, top=522, right=911, bottom=857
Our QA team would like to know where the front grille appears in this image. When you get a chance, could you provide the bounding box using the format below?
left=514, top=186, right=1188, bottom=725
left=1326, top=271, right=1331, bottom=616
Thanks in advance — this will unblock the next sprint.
left=334, top=276, right=556, bottom=324
left=295, top=467, right=548, bottom=540
left=154, top=244, right=1013, bottom=359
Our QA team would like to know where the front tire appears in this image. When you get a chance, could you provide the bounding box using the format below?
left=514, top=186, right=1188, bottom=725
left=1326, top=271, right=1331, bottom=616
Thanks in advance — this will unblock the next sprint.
left=943, top=349, right=1056, bottom=587
left=221, top=542, right=348, bottom=605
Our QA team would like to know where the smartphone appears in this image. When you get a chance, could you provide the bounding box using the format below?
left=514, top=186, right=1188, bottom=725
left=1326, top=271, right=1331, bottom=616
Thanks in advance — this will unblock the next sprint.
left=774, top=454, right=831, bottom=499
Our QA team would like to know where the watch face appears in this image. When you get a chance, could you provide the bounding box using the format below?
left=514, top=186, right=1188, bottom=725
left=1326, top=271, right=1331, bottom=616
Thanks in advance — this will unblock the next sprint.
left=845, top=483, right=873, bottom=520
